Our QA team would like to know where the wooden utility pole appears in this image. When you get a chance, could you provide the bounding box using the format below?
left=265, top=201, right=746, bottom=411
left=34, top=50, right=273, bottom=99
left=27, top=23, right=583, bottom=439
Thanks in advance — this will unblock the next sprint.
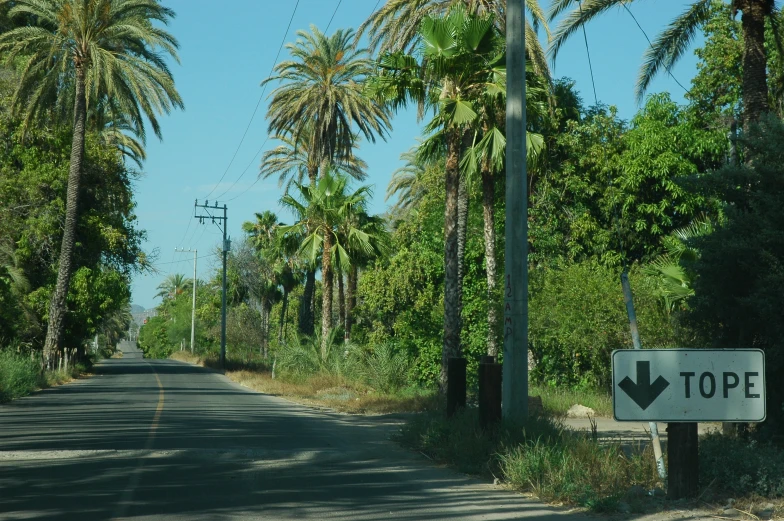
left=502, top=0, right=529, bottom=423
left=195, top=201, right=229, bottom=368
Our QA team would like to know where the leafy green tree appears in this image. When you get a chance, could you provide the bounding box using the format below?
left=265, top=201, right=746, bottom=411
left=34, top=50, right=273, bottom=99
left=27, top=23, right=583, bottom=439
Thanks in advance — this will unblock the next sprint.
left=459, top=63, right=549, bottom=357
left=549, top=0, right=777, bottom=125
left=279, top=172, right=376, bottom=356
left=0, top=73, right=149, bottom=356
left=336, top=210, right=390, bottom=342
left=530, top=95, right=724, bottom=266
left=0, top=0, right=183, bottom=367
left=685, top=116, right=784, bottom=437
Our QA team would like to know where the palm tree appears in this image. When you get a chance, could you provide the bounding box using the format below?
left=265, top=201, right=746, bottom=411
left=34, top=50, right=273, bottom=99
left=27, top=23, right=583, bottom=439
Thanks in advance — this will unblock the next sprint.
left=549, top=0, right=778, bottom=125
left=155, top=274, right=192, bottom=301
left=0, top=0, right=183, bottom=367
left=242, top=211, right=303, bottom=345
left=358, top=0, right=552, bottom=81
left=338, top=212, right=390, bottom=342
left=459, top=63, right=549, bottom=357
left=263, top=26, right=391, bottom=183
left=369, top=6, right=506, bottom=388
left=263, top=25, right=390, bottom=336
left=260, top=126, right=369, bottom=195
left=279, top=171, right=377, bottom=356
left=386, top=147, right=432, bottom=216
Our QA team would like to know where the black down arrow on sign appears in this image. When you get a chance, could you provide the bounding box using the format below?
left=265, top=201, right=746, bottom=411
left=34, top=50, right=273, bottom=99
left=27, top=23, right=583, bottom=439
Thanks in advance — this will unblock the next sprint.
left=618, top=361, right=670, bottom=410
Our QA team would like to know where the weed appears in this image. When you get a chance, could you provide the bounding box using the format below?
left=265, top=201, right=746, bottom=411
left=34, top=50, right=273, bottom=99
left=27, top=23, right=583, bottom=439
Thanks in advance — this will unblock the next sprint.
left=398, top=406, right=660, bottom=511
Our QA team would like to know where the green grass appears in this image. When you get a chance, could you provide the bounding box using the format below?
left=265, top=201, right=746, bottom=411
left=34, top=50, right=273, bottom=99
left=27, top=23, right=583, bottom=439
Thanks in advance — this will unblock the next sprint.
left=0, top=350, right=41, bottom=402
left=529, top=384, right=613, bottom=417
left=396, top=407, right=661, bottom=511
left=0, top=350, right=91, bottom=403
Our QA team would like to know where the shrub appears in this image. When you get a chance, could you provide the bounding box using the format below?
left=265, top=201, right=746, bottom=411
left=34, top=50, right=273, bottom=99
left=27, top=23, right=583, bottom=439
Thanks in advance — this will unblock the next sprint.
left=700, top=433, right=784, bottom=497
left=361, top=342, right=410, bottom=392
left=398, top=407, right=660, bottom=511
left=275, top=330, right=359, bottom=379
left=529, top=261, right=676, bottom=390
left=0, top=349, right=41, bottom=402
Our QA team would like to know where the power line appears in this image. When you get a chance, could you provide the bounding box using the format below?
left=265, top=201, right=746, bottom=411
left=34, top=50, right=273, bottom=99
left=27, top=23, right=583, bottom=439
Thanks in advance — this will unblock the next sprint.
left=154, top=252, right=220, bottom=267
left=204, top=0, right=301, bottom=202
left=221, top=0, right=345, bottom=204
left=577, top=0, right=598, bottom=106
left=325, top=0, right=343, bottom=32
left=619, top=1, right=689, bottom=94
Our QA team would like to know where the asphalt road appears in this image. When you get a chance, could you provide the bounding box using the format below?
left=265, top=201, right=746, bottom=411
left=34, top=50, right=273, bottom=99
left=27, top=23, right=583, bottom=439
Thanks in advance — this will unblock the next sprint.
left=0, top=342, right=593, bottom=521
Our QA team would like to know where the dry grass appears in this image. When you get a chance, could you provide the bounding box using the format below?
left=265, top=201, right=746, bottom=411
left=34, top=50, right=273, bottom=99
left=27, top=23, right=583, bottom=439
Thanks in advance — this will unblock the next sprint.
left=169, top=351, right=438, bottom=414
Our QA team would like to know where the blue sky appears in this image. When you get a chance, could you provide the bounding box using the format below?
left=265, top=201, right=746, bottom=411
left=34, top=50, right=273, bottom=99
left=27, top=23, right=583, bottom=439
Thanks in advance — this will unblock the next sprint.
left=131, top=0, right=703, bottom=309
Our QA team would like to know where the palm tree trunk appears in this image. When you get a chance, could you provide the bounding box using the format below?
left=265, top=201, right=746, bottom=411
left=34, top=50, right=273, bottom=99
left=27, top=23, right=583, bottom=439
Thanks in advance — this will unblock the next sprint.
left=43, top=67, right=87, bottom=369
left=337, top=271, right=346, bottom=342
left=457, top=159, right=468, bottom=338
left=482, top=165, right=499, bottom=357
left=441, top=128, right=461, bottom=391
left=738, top=0, right=770, bottom=126
left=260, top=301, right=268, bottom=358
left=299, top=271, right=316, bottom=336
left=278, top=289, right=288, bottom=343
left=298, top=162, right=320, bottom=337
left=321, top=232, right=334, bottom=358
left=263, top=303, right=272, bottom=358
left=346, top=265, right=357, bottom=342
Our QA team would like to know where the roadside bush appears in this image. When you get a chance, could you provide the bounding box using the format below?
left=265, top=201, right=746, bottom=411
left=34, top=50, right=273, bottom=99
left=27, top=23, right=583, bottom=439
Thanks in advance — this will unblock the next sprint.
left=0, top=349, right=41, bottom=402
left=137, top=315, right=174, bottom=359
left=529, top=261, right=676, bottom=390
left=700, top=433, right=784, bottom=497
left=275, top=330, right=360, bottom=379
left=398, top=408, right=660, bottom=510
left=361, top=342, right=410, bottom=393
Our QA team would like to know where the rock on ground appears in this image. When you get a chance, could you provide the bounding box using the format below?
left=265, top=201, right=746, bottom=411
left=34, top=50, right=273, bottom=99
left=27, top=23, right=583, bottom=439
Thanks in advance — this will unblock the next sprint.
left=566, top=404, right=596, bottom=418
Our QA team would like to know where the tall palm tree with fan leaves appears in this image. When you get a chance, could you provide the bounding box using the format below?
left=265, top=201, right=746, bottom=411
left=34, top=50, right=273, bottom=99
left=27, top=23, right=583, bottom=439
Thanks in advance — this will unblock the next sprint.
left=279, top=171, right=377, bottom=356
left=0, top=0, right=183, bottom=367
left=368, top=5, right=508, bottom=389
left=359, top=0, right=552, bottom=81
left=549, top=0, right=780, bottom=126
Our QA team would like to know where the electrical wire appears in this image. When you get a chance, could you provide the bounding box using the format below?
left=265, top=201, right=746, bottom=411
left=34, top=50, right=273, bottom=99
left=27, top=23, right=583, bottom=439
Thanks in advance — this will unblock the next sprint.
left=154, top=252, right=220, bottom=267
left=325, top=0, right=342, bottom=32
left=221, top=0, right=345, bottom=204
left=205, top=0, right=301, bottom=201
left=577, top=0, right=598, bottom=106
left=619, top=0, right=689, bottom=94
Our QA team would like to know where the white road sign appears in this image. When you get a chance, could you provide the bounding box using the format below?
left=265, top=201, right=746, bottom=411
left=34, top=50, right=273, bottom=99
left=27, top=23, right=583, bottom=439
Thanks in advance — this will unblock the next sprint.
left=612, top=349, right=765, bottom=422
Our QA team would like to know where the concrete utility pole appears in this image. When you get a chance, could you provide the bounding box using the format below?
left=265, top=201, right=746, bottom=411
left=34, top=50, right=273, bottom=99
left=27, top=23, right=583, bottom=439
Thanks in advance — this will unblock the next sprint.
left=503, top=0, right=529, bottom=423
left=175, top=248, right=198, bottom=354
left=194, top=200, right=230, bottom=368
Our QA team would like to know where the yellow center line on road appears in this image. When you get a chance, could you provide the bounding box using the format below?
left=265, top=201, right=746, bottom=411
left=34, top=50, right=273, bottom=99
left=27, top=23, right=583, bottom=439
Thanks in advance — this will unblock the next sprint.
left=112, top=362, right=165, bottom=520
left=145, top=369, right=165, bottom=448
